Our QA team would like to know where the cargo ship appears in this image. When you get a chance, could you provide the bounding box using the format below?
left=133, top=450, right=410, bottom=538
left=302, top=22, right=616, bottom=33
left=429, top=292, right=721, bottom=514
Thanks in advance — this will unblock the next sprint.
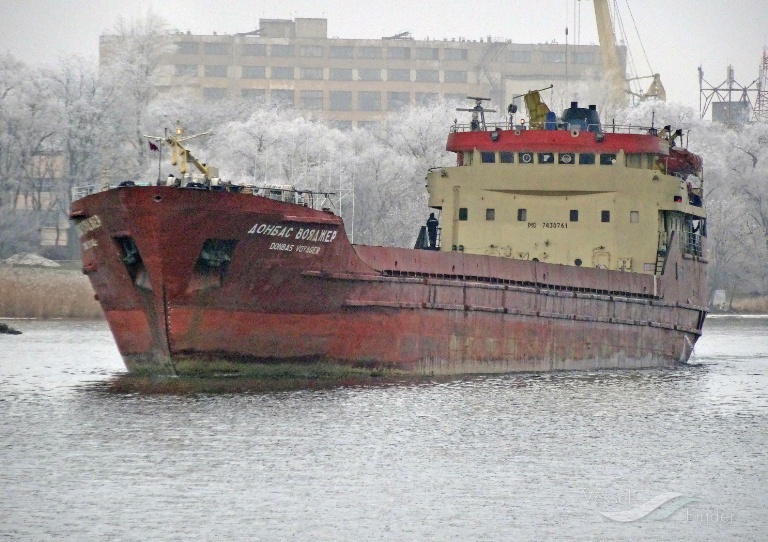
left=70, top=93, right=707, bottom=375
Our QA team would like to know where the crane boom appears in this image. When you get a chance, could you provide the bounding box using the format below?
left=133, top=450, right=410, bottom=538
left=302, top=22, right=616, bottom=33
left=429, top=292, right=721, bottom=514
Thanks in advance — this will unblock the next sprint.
left=593, top=0, right=627, bottom=104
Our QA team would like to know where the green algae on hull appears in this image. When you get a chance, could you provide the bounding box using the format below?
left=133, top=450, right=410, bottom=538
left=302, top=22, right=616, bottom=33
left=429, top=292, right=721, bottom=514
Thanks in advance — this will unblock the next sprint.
left=98, top=361, right=422, bottom=395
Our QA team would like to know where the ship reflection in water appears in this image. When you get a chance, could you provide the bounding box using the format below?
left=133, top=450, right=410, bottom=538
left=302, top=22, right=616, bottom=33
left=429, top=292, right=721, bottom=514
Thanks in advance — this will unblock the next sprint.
left=0, top=317, right=766, bottom=540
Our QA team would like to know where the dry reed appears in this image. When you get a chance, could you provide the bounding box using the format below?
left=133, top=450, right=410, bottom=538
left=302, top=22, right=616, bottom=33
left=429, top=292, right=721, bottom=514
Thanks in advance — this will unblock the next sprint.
left=730, top=296, right=768, bottom=314
left=0, top=265, right=103, bottom=319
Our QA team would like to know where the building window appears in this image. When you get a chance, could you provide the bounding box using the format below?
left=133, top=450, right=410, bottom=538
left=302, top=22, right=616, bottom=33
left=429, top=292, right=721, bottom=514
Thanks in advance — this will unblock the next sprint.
left=301, top=90, right=323, bottom=110
left=500, top=152, right=514, bottom=163
left=630, top=211, right=639, bottom=223
left=459, top=208, right=468, bottom=221
left=601, top=210, right=611, bottom=223
left=358, top=69, right=382, bottom=81
left=271, top=89, right=294, bottom=107
left=330, top=120, right=353, bottom=130
left=241, top=66, right=265, bottom=79
left=573, top=52, right=597, bottom=64
left=329, top=68, right=353, bottom=80
left=329, top=46, right=353, bottom=58
left=416, top=70, right=439, bottom=82
left=204, top=65, right=227, bottom=78
left=358, top=120, right=380, bottom=131
left=444, top=70, right=468, bottom=83
left=387, top=91, right=409, bottom=110
left=241, top=43, right=266, bottom=56
left=203, top=43, right=229, bottom=55
left=271, top=67, right=294, bottom=79
left=444, top=48, right=468, bottom=61
left=519, top=152, right=534, bottom=164
left=517, top=209, right=527, bottom=221
left=558, top=153, right=575, bottom=164
left=486, top=209, right=495, bottom=221
left=600, top=153, right=617, bottom=165
left=330, top=91, right=352, bottom=111
left=357, top=47, right=381, bottom=59
left=544, top=51, right=566, bottom=63
left=388, top=69, right=410, bottom=81
left=570, top=210, right=579, bottom=222
left=579, top=153, right=595, bottom=164
left=177, top=42, right=199, bottom=55
left=358, top=91, right=381, bottom=111
left=387, top=47, right=410, bottom=59
left=271, top=44, right=294, bottom=57
left=175, top=64, right=198, bottom=77
left=300, top=45, right=323, bottom=57
left=481, top=152, right=495, bottom=163
left=507, top=50, right=531, bottom=63
left=416, top=92, right=439, bottom=105
left=300, top=68, right=323, bottom=80
left=241, top=88, right=266, bottom=100
left=538, top=152, right=555, bottom=164
left=414, top=48, right=439, bottom=60
left=203, top=87, right=227, bottom=101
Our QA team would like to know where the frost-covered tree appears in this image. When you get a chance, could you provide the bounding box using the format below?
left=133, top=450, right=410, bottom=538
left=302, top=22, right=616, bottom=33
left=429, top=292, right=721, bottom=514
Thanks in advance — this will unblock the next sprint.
left=99, top=11, right=173, bottom=174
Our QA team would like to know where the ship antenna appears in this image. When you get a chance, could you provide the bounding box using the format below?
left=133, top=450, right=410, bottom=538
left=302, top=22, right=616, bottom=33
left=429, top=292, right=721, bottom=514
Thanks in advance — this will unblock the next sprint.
left=457, top=97, right=496, bottom=131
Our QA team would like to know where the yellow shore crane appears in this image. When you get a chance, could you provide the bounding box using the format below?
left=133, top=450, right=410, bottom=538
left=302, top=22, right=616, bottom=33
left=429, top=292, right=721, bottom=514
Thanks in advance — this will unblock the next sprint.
left=593, top=0, right=666, bottom=103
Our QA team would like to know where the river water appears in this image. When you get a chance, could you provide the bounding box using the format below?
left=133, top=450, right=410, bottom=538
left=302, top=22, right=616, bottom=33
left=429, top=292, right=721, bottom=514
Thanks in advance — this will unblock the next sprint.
left=1, top=316, right=766, bottom=541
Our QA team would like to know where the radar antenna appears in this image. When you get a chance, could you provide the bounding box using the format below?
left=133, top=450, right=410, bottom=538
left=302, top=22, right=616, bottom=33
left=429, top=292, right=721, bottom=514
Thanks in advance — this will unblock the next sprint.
left=456, top=96, right=497, bottom=131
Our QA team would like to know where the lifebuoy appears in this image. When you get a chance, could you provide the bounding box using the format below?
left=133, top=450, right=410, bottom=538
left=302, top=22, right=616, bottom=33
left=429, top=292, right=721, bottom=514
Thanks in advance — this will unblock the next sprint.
left=571, top=128, right=580, bottom=137
left=521, top=152, right=533, bottom=163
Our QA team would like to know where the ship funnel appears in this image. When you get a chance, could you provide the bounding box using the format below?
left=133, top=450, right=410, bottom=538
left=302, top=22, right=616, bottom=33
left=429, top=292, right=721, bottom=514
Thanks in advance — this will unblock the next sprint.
left=571, top=101, right=578, bottom=108
left=588, top=104, right=597, bottom=110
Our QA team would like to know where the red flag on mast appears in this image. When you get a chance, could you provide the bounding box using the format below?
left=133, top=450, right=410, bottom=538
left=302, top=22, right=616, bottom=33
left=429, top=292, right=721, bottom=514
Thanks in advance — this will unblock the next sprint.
left=149, top=141, right=159, bottom=152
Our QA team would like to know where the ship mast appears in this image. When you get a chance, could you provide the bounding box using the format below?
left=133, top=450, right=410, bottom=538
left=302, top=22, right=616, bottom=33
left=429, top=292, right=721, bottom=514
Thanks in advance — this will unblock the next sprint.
left=145, top=127, right=213, bottom=180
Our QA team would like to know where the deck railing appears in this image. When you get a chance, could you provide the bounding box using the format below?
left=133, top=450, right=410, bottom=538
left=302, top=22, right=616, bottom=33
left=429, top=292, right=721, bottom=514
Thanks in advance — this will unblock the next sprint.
left=451, top=121, right=657, bottom=135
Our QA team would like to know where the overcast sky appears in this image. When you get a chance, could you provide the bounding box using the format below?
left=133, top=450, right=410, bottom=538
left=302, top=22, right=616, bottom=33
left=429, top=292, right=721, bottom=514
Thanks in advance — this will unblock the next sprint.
left=1, top=0, right=766, bottom=107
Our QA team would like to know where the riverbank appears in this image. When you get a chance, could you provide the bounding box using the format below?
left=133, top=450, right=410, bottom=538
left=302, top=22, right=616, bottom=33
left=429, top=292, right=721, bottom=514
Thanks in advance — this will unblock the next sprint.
left=0, top=264, right=102, bottom=319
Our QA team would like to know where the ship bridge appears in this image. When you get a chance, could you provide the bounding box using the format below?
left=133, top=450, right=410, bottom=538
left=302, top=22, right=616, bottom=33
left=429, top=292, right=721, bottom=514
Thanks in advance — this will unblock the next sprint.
left=424, top=99, right=706, bottom=275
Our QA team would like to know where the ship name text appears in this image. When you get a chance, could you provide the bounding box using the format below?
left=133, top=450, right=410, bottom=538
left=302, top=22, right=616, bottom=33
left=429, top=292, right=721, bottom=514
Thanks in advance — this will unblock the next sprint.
left=76, top=215, right=102, bottom=236
left=268, top=242, right=321, bottom=255
left=81, top=239, right=98, bottom=251
left=248, top=223, right=338, bottom=243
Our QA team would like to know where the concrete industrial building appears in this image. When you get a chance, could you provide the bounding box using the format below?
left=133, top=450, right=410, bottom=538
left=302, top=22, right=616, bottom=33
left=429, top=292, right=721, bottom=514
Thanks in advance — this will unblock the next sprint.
left=102, top=18, right=618, bottom=129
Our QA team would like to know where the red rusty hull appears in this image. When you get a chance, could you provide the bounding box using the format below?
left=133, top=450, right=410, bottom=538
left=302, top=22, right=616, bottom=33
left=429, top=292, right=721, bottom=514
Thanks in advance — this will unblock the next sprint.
left=71, top=187, right=708, bottom=375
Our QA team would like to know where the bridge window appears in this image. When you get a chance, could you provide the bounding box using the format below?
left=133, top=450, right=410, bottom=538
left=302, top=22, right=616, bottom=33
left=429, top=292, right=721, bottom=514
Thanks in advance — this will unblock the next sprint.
left=538, top=152, right=554, bottom=164
left=519, top=152, right=534, bottom=164
left=570, top=210, right=579, bottom=222
left=579, top=153, right=595, bottom=165
left=630, top=211, right=639, bottom=223
left=481, top=152, right=495, bottom=163
left=459, top=208, right=468, bottom=221
left=601, top=210, right=611, bottom=223
left=600, top=153, right=617, bottom=165
left=486, top=209, right=495, bottom=221
left=517, top=209, right=527, bottom=221
left=558, top=153, right=575, bottom=164
left=500, top=152, right=514, bottom=163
